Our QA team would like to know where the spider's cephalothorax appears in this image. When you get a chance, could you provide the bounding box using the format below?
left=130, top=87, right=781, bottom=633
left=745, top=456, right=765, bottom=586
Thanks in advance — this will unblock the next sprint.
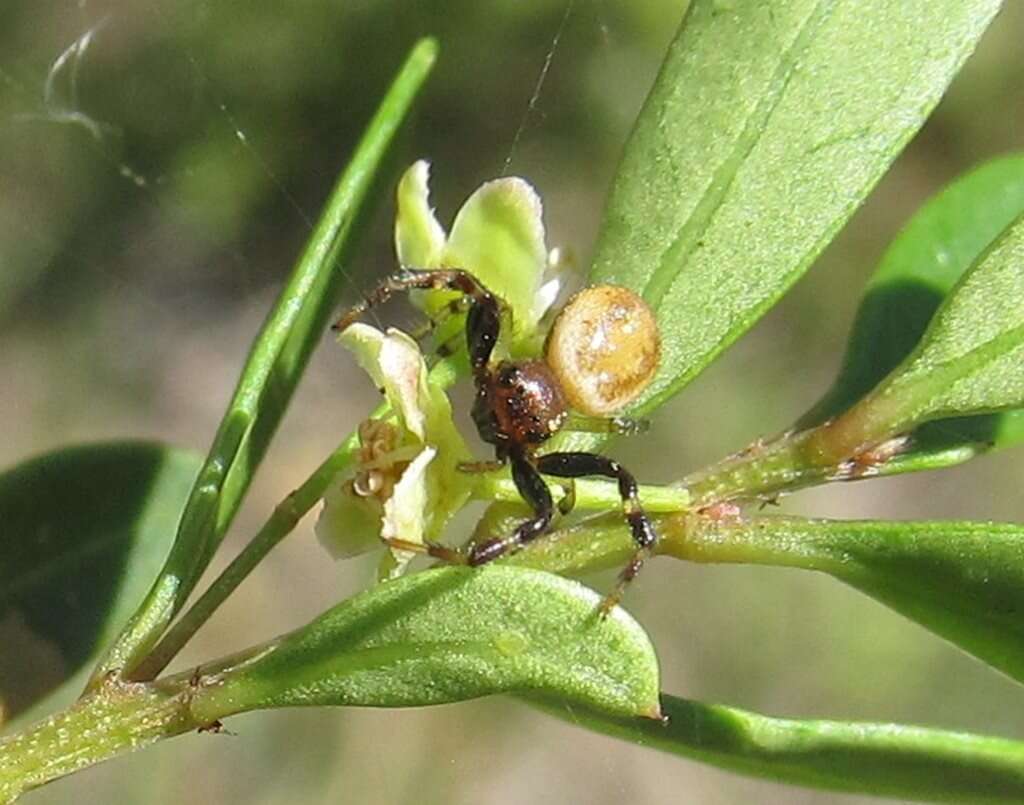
left=334, top=268, right=661, bottom=611
left=472, top=360, right=569, bottom=456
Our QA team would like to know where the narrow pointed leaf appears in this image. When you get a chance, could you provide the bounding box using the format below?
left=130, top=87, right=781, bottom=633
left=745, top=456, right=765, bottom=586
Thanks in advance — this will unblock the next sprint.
left=546, top=694, right=1024, bottom=804
left=589, top=0, right=1001, bottom=421
left=95, top=40, right=439, bottom=680
left=190, top=566, right=661, bottom=722
left=805, top=154, right=1024, bottom=426
left=801, top=154, right=1024, bottom=471
left=663, top=514, right=1024, bottom=684
left=832, top=213, right=1024, bottom=449
left=0, top=443, right=199, bottom=723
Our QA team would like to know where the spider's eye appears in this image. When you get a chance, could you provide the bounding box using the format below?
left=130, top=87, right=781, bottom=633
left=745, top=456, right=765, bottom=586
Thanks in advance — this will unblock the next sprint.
left=544, top=285, right=660, bottom=417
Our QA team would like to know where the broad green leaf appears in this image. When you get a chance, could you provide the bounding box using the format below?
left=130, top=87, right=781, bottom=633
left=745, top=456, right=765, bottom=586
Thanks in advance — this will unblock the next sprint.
left=589, top=0, right=1001, bottom=421
left=190, top=566, right=661, bottom=722
left=0, top=443, right=199, bottom=724
left=800, top=154, right=1024, bottom=470
left=826, top=213, right=1024, bottom=454
left=661, top=514, right=1024, bottom=684
left=546, top=694, right=1024, bottom=804
left=95, top=40, right=439, bottom=681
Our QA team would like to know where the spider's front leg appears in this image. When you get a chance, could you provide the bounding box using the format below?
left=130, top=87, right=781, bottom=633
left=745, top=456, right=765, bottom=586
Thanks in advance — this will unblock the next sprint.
left=333, top=267, right=499, bottom=375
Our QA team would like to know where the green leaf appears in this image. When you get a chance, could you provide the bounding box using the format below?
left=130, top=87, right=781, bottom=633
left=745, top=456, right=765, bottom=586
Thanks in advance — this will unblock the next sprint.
left=94, top=39, right=439, bottom=681
left=879, top=213, right=1024, bottom=419
left=189, top=566, right=661, bottom=722
left=589, top=0, right=1001, bottom=420
left=813, top=212, right=1024, bottom=460
left=0, top=443, right=200, bottom=723
left=805, top=154, right=1024, bottom=424
left=546, top=693, right=1024, bottom=804
left=663, top=514, right=1024, bottom=685
left=800, top=154, right=1024, bottom=469
left=805, top=519, right=1024, bottom=686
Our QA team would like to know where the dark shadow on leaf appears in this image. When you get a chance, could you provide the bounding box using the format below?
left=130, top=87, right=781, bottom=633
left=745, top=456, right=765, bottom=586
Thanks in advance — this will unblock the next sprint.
left=0, top=442, right=196, bottom=718
left=800, top=278, right=945, bottom=427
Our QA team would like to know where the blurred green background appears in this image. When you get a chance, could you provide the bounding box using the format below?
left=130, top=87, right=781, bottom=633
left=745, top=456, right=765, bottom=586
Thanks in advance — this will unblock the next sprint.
left=3, top=1, right=1024, bottom=803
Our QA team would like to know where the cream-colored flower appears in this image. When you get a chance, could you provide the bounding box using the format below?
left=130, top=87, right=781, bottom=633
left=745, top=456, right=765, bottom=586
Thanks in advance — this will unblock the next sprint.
left=316, top=324, right=472, bottom=577
left=395, top=160, right=565, bottom=354
left=320, top=161, right=568, bottom=577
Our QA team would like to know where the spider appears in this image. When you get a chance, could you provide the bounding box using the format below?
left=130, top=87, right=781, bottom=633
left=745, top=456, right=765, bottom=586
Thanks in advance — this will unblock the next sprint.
left=333, top=268, right=662, bottom=612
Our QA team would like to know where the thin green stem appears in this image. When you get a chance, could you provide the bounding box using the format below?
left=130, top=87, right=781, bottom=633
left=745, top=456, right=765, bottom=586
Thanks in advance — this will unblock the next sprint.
left=133, top=359, right=460, bottom=680
left=472, top=474, right=689, bottom=513
left=94, top=39, right=440, bottom=685
left=130, top=437, right=360, bottom=681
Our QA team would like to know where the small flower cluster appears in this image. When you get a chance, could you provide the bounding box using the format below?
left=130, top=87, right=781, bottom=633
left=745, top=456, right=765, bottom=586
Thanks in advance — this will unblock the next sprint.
left=317, top=162, right=566, bottom=577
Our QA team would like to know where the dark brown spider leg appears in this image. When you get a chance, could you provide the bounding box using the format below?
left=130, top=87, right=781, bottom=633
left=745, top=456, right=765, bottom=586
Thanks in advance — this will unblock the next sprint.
left=437, top=295, right=516, bottom=360
left=333, top=268, right=500, bottom=377
left=467, top=449, right=555, bottom=566
left=535, top=452, right=658, bottom=613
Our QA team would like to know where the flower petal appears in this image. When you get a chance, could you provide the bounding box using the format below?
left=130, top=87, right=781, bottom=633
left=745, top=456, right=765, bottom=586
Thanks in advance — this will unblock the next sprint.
left=316, top=480, right=385, bottom=559
left=443, top=177, right=548, bottom=345
left=395, top=160, right=447, bottom=269
left=339, top=324, right=430, bottom=440
left=378, top=329, right=430, bottom=440
left=380, top=445, right=437, bottom=576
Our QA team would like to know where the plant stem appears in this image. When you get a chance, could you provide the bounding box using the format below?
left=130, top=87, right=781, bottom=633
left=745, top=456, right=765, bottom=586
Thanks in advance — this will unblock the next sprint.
left=94, top=38, right=441, bottom=685
left=472, top=474, right=689, bottom=512
left=503, top=507, right=852, bottom=578
left=130, top=436, right=360, bottom=680
left=133, top=360, right=460, bottom=680
left=0, top=680, right=195, bottom=803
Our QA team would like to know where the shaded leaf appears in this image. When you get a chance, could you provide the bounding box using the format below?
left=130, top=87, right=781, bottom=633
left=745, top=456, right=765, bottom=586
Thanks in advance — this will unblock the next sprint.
left=0, top=443, right=199, bottom=723
left=822, top=212, right=1024, bottom=457
left=805, top=154, right=1024, bottom=425
left=545, top=693, right=1024, bottom=804
left=589, top=0, right=1001, bottom=422
left=801, top=154, right=1024, bottom=470
left=191, top=566, right=661, bottom=722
